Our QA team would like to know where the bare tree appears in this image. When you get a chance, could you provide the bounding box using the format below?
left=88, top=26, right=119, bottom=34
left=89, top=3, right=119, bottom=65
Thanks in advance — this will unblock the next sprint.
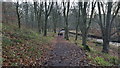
left=38, top=1, right=44, bottom=33
left=51, top=2, right=59, bottom=33
left=16, top=1, right=22, bottom=29
left=34, top=1, right=43, bottom=33
left=44, top=0, right=53, bottom=36
left=63, top=0, right=70, bottom=40
left=73, top=2, right=80, bottom=40
left=34, top=1, right=38, bottom=25
left=97, top=1, right=120, bottom=53
left=24, top=2, right=28, bottom=26
left=78, top=1, right=96, bottom=51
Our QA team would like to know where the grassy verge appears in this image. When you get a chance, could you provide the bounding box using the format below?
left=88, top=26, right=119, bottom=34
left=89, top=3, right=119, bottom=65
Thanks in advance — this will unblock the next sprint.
left=69, top=36, right=120, bottom=66
left=2, top=23, right=54, bottom=66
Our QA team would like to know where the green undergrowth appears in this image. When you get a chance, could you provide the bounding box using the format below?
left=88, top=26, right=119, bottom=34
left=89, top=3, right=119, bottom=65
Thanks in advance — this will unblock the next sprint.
left=2, top=23, right=54, bottom=66
left=88, top=43, right=120, bottom=66
left=87, top=46, right=119, bottom=66
left=69, top=36, right=120, bottom=66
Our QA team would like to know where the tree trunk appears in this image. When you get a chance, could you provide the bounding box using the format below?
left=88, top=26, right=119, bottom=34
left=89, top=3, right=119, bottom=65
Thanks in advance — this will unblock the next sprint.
left=52, top=13, right=57, bottom=33
left=102, top=2, right=112, bottom=53
left=18, top=15, right=21, bottom=29
left=53, top=22, right=56, bottom=33
left=82, top=31, right=90, bottom=51
left=75, top=2, right=81, bottom=40
left=38, top=10, right=42, bottom=34
left=38, top=19, right=41, bottom=33
left=65, top=17, right=69, bottom=40
left=66, top=28, right=69, bottom=40
left=16, top=2, right=21, bottom=29
left=64, top=1, right=70, bottom=40
left=82, top=33, right=87, bottom=46
left=102, top=37, right=109, bottom=53
left=75, top=25, right=78, bottom=40
left=25, top=2, right=28, bottom=27
left=43, top=1, right=53, bottom=36
left=41, top=20, right=44, bottom=33
left=44, top=16, right=48, bottom=36
left=102, top=31, right=110, bottom=53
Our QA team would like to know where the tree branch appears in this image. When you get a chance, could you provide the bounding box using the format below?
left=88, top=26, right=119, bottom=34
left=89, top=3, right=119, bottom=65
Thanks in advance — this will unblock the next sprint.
left=87, top=1, right=96, bottom=30
left=47, top=2, right=54, bottom=16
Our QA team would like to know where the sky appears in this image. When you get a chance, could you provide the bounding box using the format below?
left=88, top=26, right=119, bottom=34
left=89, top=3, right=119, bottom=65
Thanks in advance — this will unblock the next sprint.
left=1, top=0, right=119, bottom=15
left=2, top=0, right=74, bottom=2
left=2, top=0, right=119, bottom=2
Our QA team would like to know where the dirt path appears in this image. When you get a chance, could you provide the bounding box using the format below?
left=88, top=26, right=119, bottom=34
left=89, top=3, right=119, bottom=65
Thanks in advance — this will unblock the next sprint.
left=41, top=36, right=89, bottom=66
